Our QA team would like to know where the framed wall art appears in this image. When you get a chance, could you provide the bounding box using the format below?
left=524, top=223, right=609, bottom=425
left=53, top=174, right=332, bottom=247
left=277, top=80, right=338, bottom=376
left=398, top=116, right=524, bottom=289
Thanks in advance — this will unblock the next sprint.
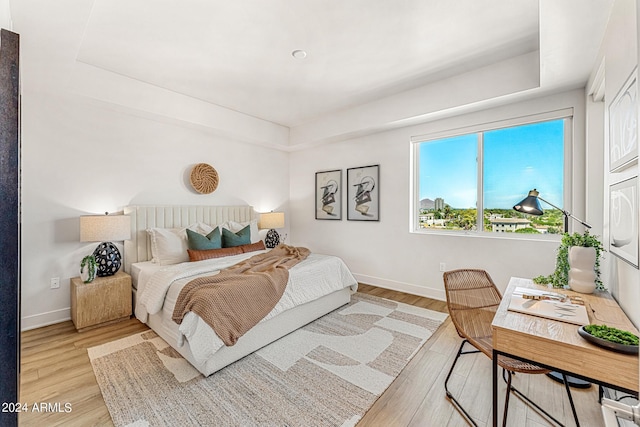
left=347, top=165, right=379, bottom=221
left=609, top=68, right=638, bottom=172
left=609, top=176, right=639, bottom=268
left=315, top=169, right=342, bottom=220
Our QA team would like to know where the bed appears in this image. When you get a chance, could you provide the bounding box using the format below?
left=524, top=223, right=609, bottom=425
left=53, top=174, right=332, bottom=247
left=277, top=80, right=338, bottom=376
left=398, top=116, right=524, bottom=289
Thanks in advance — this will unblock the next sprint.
left=123, top=205, right=358, bottom=376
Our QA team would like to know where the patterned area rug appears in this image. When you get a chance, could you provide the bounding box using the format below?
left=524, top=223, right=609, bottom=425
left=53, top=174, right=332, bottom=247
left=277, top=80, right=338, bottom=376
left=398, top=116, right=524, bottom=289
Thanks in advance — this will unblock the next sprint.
left=89, top=293, right=448, bottom=427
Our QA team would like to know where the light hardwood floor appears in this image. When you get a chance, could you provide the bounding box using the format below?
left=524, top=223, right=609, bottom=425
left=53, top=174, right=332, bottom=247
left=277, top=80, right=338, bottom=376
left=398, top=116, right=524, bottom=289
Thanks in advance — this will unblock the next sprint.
left=19, top=284, right=604, bottom=426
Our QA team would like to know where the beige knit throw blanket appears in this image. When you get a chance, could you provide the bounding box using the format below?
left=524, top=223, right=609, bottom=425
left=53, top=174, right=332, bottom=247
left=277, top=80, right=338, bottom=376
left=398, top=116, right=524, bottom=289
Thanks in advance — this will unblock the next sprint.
left=172, top=244, right=311, bottom=346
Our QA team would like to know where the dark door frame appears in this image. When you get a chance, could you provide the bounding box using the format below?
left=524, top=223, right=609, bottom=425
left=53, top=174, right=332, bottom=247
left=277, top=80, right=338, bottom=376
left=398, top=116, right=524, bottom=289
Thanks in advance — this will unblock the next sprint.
left=0, top=28, right=20, bottom=427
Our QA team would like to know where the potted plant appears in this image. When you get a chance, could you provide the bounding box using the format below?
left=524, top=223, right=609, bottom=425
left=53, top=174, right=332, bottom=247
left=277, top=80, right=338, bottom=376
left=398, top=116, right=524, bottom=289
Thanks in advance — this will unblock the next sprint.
left=80, top=254, right=97, bottom=283
left=533, top=231, right=605, bottom=292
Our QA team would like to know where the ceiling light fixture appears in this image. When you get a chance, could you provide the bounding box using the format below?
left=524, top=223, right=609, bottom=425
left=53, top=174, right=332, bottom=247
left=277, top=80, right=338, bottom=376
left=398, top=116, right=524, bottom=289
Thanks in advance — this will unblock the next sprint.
left=291, top=49, right=307, bottom=59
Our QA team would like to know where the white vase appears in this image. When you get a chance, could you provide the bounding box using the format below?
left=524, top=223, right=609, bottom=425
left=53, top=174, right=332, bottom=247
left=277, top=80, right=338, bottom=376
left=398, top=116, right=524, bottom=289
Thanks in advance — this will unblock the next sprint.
left=568, top=246, right=597, bottom=294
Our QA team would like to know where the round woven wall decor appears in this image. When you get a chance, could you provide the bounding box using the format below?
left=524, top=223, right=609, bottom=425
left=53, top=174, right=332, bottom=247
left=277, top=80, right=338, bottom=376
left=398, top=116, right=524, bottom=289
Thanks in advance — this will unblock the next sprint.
left=190, top=163, right=219, bottom=194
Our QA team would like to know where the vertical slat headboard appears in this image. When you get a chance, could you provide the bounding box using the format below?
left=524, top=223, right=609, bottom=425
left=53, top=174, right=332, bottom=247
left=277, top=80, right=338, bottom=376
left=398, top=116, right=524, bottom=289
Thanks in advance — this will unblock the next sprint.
left=123, top=205, right=258, bottom=273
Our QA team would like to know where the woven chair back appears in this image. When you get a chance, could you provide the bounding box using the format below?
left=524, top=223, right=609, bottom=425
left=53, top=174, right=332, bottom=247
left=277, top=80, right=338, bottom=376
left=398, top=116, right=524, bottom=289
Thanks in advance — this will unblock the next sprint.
left=443, top=269, right=502, bottom=356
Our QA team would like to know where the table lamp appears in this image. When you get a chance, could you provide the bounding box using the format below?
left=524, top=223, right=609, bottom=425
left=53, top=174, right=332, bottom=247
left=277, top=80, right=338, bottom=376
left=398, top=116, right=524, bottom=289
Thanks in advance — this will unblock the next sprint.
left=513, top=189, right=593, bottom=389
left=80, top=213, right=131, bottom=277
left=259, top=212, right=285, bottom=248
left=513, top=189, right=591, bottom=232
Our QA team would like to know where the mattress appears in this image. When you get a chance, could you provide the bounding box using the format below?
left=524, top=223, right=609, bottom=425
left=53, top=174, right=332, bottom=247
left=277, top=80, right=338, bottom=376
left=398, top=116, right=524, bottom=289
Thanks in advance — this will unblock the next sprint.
left=130, top=261, right=162, bottom=291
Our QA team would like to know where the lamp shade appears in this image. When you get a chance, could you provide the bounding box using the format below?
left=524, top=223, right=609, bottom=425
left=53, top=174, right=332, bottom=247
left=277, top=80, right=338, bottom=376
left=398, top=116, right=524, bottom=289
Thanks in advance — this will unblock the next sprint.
left=258, top=212, right=285, bottom=230
left=80, top=214, right=131, bottom=242
left=513, top=189, right=544, bottom=216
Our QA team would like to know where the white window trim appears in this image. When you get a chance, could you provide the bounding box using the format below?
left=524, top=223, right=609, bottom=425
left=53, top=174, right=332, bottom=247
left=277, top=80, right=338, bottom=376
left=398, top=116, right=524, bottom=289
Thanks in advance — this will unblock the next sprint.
left=409, top=108, right=574, bottom=240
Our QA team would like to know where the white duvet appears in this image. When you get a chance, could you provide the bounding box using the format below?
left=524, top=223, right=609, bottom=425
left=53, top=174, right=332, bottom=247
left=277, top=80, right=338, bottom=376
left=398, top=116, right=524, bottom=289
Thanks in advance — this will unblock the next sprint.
left=135, top=250, right=358, bottom=364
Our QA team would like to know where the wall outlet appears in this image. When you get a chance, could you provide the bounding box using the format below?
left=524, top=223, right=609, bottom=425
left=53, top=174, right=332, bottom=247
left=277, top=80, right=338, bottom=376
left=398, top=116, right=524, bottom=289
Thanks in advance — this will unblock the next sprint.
left=50, top=277, right=60, bottom=289
left=439, top=262, right=446, bottom=272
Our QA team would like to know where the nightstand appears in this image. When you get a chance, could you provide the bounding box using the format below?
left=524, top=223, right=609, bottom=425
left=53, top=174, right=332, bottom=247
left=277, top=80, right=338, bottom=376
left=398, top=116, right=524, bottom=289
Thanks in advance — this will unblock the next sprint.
left=70, top=270, right=132, bottom=332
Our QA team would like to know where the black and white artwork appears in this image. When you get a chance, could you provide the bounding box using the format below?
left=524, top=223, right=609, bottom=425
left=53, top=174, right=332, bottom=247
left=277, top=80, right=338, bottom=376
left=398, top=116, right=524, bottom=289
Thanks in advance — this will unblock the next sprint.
left=347, top=165, right=379, bottom=221
left=315, top=169, right=342, bottom=220
left=609, top=68, right=638, bottom=172
left=609, top=176, right=638, bottom=268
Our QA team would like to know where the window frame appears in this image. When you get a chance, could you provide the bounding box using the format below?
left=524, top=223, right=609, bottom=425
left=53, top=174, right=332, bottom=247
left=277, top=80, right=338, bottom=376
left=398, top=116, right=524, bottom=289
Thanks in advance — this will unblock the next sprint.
left=409, top=109, right=574, bottom=239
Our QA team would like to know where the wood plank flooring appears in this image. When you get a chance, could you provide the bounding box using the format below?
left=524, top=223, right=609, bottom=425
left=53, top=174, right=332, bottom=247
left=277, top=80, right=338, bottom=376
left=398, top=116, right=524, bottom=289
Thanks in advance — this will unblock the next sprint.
left=356, top=284, right=604, bottom=427
left=19, top=284, right=604, bottom=426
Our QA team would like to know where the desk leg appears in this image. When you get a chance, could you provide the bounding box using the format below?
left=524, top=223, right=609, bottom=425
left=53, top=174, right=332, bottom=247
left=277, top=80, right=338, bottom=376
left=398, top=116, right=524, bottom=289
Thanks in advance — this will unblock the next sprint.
left=493, top=349, right=498, bottom=427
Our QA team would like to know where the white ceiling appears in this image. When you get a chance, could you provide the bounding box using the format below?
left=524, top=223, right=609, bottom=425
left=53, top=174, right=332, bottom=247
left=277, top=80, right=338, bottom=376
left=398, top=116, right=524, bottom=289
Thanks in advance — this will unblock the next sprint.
left=70, top=0, right=612, bottom=128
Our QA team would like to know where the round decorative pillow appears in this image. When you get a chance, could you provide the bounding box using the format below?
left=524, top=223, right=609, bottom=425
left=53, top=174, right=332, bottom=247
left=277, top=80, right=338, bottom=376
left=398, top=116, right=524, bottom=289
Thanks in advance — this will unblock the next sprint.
left=92, top=242, right=122, bottom=277
left=190, top=163, right=219, bottom=194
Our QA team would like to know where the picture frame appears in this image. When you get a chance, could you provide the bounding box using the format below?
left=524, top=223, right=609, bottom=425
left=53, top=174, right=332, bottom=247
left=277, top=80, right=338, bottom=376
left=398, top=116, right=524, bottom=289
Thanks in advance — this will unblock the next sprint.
left=315, top=169, right=342, bottom=220
left=347, top=165, right=379, bottom=221
left=609, top=68, right=638, bottom=172
left=609, top=176, right=639, bottom=268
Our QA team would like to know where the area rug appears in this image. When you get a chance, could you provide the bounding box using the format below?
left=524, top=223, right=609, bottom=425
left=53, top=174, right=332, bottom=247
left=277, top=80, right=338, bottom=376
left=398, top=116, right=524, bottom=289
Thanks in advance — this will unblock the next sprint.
left=89, top=293, right=448, bottom=427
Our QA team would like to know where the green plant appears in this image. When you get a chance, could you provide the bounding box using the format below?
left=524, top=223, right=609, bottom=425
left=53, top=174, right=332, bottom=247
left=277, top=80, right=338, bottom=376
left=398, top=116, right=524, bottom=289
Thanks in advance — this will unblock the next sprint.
left=584, top=324, right=638, bottom=346
left=534, top=231, right=605, bottom=290
left=80, top=254, right=97, bottom=283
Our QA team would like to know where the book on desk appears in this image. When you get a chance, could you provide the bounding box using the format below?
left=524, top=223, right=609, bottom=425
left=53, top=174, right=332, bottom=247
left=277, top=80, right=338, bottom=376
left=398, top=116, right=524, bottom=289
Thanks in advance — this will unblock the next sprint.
left=508, top=287, right=590, bottom=326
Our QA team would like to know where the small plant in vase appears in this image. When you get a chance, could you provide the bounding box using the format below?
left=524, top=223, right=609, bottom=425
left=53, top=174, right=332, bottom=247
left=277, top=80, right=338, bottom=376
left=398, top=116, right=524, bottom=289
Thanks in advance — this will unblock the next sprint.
left=80, top=254, right=97, bottom=283
left=533, top=231, right=604, bottom=292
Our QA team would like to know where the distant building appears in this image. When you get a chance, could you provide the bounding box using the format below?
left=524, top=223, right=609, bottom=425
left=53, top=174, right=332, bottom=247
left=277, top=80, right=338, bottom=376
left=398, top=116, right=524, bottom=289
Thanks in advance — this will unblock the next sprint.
left=419, top=213, right=434, bottom=223
left=418, top=212, right=446, bottom=228
left=434, top=198, right=445, bottom=210
left=489, top=217, right=531, bottom=232
left=533, top=225, right=549, bottom=234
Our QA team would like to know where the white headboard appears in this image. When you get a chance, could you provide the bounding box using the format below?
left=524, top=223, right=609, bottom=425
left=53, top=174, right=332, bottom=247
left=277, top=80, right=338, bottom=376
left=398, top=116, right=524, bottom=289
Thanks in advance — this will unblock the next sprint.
left=123, top=205, right=259, bottom=273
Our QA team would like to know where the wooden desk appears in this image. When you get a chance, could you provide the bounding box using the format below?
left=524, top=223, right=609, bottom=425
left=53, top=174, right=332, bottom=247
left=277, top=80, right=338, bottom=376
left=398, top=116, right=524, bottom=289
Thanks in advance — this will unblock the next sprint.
left=491, top=277, right=638, bottom=426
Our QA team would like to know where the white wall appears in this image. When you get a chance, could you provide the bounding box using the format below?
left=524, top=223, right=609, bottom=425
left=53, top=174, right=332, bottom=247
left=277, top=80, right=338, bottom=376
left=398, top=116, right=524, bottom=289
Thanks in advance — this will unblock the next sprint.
left=16, top=3, right=291, bottom=329
left=19, top=90, right=290, bottom=330
left=0, top=0, right=11, bottom=30
left=289, top=51, right=540, bottom=148
left=289, top=89, right=586, bottom=300
left=586, top=0, right=639, bottom=327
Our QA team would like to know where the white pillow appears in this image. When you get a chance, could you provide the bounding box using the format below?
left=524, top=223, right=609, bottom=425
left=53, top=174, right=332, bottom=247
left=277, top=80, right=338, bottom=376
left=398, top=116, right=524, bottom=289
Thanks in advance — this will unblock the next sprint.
left=218, top=219, right=260, bottom=243
left=147, top=222, right=214, bottom=265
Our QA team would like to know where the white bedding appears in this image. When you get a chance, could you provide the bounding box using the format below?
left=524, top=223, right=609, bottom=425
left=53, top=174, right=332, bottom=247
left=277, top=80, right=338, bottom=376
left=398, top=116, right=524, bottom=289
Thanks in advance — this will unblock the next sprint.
left=135, top=251, right=358, bottom=364
left=130, top=261, right=161, bottom=290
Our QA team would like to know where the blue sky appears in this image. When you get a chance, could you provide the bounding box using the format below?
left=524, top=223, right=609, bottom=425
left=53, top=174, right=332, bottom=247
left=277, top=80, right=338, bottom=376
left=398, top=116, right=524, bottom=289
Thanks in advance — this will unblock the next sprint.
left=419, top=120, right=564, bottom=209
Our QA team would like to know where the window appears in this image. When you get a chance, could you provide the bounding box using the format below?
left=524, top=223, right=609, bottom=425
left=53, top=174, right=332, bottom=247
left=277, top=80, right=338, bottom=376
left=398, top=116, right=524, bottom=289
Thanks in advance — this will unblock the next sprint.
left=412, top=114, right=570, bottom=236
left=417, top=134, right=478, bottom=230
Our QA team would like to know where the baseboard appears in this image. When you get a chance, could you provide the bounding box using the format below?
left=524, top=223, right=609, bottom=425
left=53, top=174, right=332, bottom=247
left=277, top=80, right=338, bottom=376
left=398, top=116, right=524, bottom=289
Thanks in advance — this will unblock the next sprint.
left=353, top=273, right=446, bottom=301
left=21, top=308, right=70, bottom=331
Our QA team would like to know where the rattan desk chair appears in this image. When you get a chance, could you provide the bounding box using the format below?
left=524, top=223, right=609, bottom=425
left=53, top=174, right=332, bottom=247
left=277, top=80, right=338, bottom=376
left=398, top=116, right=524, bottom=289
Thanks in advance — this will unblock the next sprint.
left=443, top=269, right=579, bottom=426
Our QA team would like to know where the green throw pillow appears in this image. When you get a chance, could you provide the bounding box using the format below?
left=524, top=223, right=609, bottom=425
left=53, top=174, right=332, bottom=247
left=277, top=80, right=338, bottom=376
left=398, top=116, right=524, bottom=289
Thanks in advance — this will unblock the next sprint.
left=186, top=228, right=222, bottom=250
left=222, top=225, right=251, bottom=247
